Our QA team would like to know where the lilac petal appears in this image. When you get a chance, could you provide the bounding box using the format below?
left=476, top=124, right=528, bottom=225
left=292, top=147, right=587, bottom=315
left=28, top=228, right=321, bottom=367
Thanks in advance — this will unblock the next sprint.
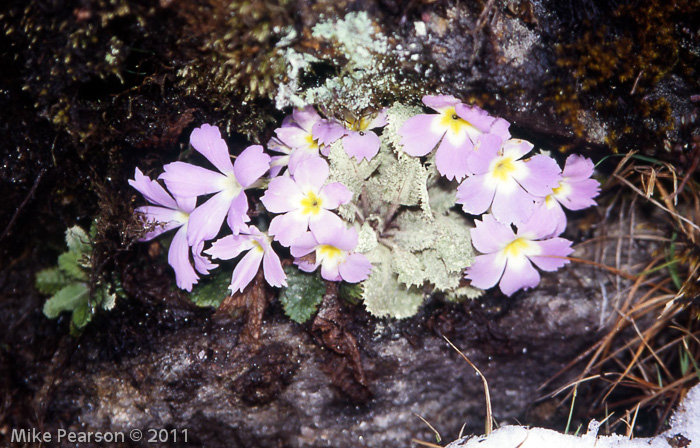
left=338, top=253, right=373, bottom=283
left=292, top=105, right=322, bottom=133
left=226, top=190, right=250, bottom=235
left=268, top=211, right=309, bottom=247
left=515, top=154, right=562, bottom=197
left=466, top=134, right=502, bottom=175
left=262, top=249, right=287, bottom=288
left=491, top=183, right=536, bottom=225
left=536, top=199, right=568, bottom=236
left=558, top=178, right=600, bottom=210
left=160, top=162, right=227, bottom=198
left=192, top=240, right=217, bottom=274
left=469, top=214, right=515, bottom=254
left=465, top=252, right=507, bottom=290
left=267, top=136, right=292, bottom=156
left=309, top=212, right=346, bottom=245
left=174, top=195, right=197, bottom=214
left=288, top=147, right=319, bottom=174
left=562, top=154, right=595, bottom=181
left=312, top=119, right=346, bottom=146
left=499, top=257, right=540, bottom=296
left=135, top=205, right=185, bottom=241
left=289, top=231, right=319, bottom=258
left=206, top=234, right=255, bottom=260
left=186, top=191, right=231, bottom=245
left=366, top=108, right=388, bottom=129
left=169, top=226, right=198, bottom=292
left=129, top=168, right=178, bottom=209
left=502, top=138, right=534, bottom=161
left=234, top=145, right=270, bottom=188
left=276, top=126, right=315, bottom=149
left=268, top=155, right=289, bottom=178
left=516, top=205, right=560, bottom=239
left=261, top=176, right=303, bottom=213
left=422, top=94, right=460, bottom=112
left=319, top=182, right=353, bottom=209
left=190, top=124, right=234, bottom=175
left=229, top=249, right=263, bottom=293
left=293, top=156, right=328, bottom=193
left=529, top=238, right=573, bottom=271
left=399, top=114, right=444, bottom=157
left=456, top=175, right=497, bottom=217
left=343, top=131, right=381, bottom=161
left=295, top=258, right=319, bottom=273
left=489, top=117, right=511, bottom=140
left=435, top=136, right=471, bottom=181
left=454, top=104, right=495, bottom=133
left=320, top=260, right=342, bottom=282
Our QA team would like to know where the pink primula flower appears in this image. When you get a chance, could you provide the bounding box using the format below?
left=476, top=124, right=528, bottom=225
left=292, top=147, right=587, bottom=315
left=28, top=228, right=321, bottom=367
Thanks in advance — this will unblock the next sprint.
left=261, top=156, right=352, bottom=247
left=466, top=213, right=573, bottom=296
left=129, top=168, right=216, bottom=292
left=538, top=154, right=601, bottom=235
left=399, top=95, right=510, bottom=181
left=339, top=108, right=388, bottom=161
left=290, top=224, right=372, bottom=283
left=206, top=226, right=287, bottom=293
left=456, top=136, right=561, bottom=225
left=274, top=106, right=342, bottom=174
left=159, top=124, right=270, bottom=244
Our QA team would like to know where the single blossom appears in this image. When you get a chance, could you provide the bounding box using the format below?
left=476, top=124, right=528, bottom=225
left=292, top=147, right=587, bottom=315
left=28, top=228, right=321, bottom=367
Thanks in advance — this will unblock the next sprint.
left=399, top=95, right=510, bottom=181
left=456, top=136, right=561, bottom=225
left=339, top=108, right=388, bottom=161
left=129, top=168, right=216, bottom=291
left=538, top=154, right=601, bottom=235
left=159, top=124, right=270, bottom=243
left=206, top=226, right=287, bottom=293
left=274, top=106, right=334, bottom=173
left=465, top=213, right=573, bottom=296
left=290, top=223, right=372, bottom=283
left=261, top=156, right=352, bottom=246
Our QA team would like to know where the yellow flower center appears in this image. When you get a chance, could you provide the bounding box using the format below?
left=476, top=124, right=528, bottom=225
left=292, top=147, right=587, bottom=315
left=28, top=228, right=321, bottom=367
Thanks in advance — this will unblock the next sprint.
left=439, top=107, right=476, bottom=135
left=318, top=245, right=342, bottom=260
left=492, top=156, right=517, bottom=181
left=300, top=191, right=323, bottom=215
left=251, top=240, right=264, bottom=253
left=503, top=237, right=531, bottom=258
left=305, top=133, right=319, bottom=149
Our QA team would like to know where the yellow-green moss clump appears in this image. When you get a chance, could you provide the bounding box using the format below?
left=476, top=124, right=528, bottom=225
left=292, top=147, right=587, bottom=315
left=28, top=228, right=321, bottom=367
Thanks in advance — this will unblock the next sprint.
left=550, top=0, right=697, bottom=151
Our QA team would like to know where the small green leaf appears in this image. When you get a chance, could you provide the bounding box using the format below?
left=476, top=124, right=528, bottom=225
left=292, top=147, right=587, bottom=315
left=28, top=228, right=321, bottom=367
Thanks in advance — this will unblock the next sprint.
left=65, top=225, right=92, bottom=255
left=189, top=270, right=231, bottom=308
left=279, top=265, right=326, bottom=323
left=71, top=298, right=92, bottom=329
left=36, top=268, right=70, bottom=295
left=339, top=282, right=363, bottom=305
left=58, top=251, right=89, bottom=282
left=43, top=283, right=89, bottom=319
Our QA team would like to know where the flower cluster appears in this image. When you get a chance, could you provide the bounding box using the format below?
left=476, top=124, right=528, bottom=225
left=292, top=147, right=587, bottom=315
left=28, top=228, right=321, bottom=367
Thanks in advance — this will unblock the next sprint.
left=398, top=95, right=600, bottom=295
left=130, top=95, right=600, bottom=315
left=131, top=111, right=375, bottom=294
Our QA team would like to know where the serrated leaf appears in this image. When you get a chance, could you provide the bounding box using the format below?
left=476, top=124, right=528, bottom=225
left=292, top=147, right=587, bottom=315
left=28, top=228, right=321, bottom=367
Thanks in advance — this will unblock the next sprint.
left=36, top=268, right=70, bottom=295
left=361, top=244, right=423, bottom=319
left=65, top=225, right=92, bottom=255
left=327, top=140, right=381, bottom=209
left=279, top=265, right=325, bottom=323
left=71, top=298, right=92, bottom=328
left=94, top=284, right=117, bottom=311
left=391, top=246, right=425, bottom=289
left=189, top=270, right=231, bottom=308
left=339, top=282, right=363, bottom=304
left=385, top=103, right=424, bottom=156
left=58, top=251, right=89, bottom=282
left=43, top=283, right=89, bottom=319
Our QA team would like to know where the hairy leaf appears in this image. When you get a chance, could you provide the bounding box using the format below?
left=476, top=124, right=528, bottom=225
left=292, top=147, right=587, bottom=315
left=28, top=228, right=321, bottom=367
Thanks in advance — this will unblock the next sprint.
left=36, top=267, right=70, bottom=295
left=43, top=283, right=89, bottom=319
left=279, top=265, right=326, bottom=323
left=189, top=270, right=231, bottom=308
